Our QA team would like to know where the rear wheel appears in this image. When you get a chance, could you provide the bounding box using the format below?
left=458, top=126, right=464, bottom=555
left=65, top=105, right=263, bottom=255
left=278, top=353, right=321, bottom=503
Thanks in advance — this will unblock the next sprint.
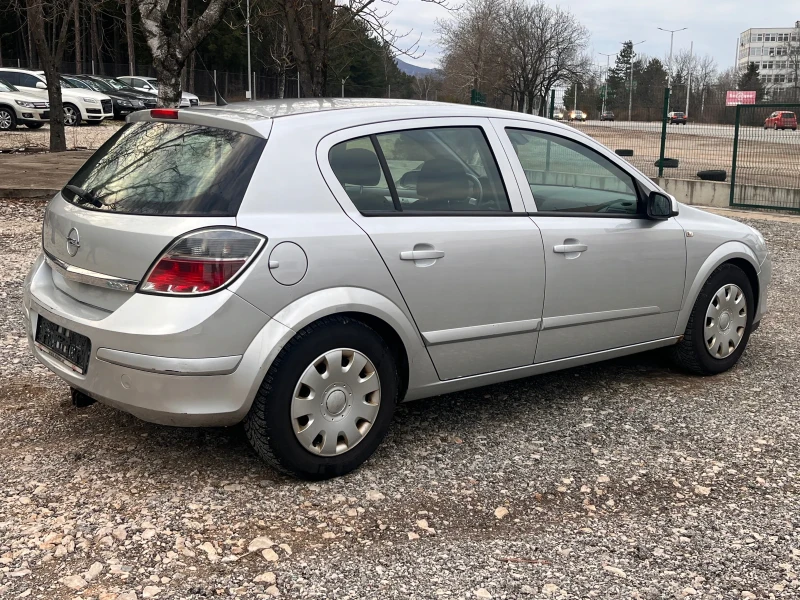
left=244, top=315, right=399, bottom=479
left=0, top=107, right=16, bottom=131
left=63, top=104, right=80, bottom=127
left=671, top=263, right=754, bottom=375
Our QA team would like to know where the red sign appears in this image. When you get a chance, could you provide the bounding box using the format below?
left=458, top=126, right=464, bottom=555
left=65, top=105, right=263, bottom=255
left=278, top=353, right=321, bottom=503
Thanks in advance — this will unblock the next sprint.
left=726, top=90, right=756, bottom=106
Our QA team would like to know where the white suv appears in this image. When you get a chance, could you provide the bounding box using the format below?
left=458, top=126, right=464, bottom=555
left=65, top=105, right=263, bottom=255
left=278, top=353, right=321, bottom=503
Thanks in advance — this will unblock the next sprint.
left=0, top=68, right=113, bottom=125
left=0, top=78, right=49, bottom=130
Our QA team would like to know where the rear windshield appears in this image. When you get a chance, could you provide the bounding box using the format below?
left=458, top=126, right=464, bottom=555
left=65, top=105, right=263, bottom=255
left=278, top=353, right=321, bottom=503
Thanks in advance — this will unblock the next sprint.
left=782, top=112, right=796, bottom=118
left=62, top=121, right=266, bottom=216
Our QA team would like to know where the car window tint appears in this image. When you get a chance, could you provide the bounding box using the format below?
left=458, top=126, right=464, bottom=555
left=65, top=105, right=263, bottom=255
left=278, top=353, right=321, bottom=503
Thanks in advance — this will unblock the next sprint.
left=19, top=73, right=41, bottom=88
left=374, top=127, right=510, bottom=212
left=0, top=71, right=20, bottom=86
left=506, top=128, right=639, bottom=215
left=329, top=136, right=395, bottom=212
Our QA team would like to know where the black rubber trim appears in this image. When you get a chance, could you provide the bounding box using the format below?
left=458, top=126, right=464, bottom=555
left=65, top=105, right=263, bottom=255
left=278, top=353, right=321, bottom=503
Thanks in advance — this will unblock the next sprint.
left=358, top=210, right=525, bottom=217
left=370, top=134, right=403, bottom=212
left=530, top=211, right=647, bottom=219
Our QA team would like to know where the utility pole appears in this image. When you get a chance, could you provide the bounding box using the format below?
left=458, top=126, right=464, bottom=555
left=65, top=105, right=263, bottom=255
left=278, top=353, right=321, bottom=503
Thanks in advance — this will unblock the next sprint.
left=573, top=82, right=578, bottom=111
left=246, top=0, right=252, bottom=100
left=658, top=26, right=687, bottom=89
left=626, top=40, right=646, bottom=121
left=599, top=52, right=614, bottom=116
left=685, top=41, right=693, bottom=117
left=341, top=76, right=349, bottom=98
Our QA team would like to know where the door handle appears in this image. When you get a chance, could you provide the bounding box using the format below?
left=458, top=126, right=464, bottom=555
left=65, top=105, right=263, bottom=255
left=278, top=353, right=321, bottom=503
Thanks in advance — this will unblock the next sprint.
left=400, top=249, right=445, bottom=261
left=553, top=244, right=587, bottom=254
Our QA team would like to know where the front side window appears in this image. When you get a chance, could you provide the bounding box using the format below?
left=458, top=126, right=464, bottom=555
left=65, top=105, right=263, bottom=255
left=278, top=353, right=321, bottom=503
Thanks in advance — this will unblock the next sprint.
left=330, top=126, right=511, bottom=213
left=0, top=79, right=17, bottom=92
left=63, top=121, right=266, bottom=216
left=506, top=128, right=640, bottom=215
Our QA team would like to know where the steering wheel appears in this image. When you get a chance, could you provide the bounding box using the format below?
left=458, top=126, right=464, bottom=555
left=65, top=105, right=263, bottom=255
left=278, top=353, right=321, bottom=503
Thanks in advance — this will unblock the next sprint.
left=464, top=172, right=484, bottom=203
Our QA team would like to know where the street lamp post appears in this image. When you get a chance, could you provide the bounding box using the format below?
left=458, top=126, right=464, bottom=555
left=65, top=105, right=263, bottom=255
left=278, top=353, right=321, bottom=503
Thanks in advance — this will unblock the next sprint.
left=625, top=39, right=646, bottom=121
left=246, top=0, right=252, bottom=100
left=599, top=52, right=614, bottom=116
left=685, top=40, right=693, bottom=117
left=658, top=26, right=687, bottom=89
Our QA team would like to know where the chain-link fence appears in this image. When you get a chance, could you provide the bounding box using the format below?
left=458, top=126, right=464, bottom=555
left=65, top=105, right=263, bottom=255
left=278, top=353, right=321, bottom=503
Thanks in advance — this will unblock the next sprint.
left=731, top=103, right=800, bottom=211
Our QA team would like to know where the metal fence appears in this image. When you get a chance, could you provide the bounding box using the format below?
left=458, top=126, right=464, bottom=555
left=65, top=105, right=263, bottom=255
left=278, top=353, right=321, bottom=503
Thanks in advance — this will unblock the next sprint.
left=730, top=103, right=800, bottom=211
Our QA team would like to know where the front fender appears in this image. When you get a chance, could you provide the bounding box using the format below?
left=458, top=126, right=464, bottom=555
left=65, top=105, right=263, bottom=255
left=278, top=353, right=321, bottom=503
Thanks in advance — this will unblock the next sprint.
left=240, top=287, right=438, bottom=412
left=674, top=241, right=761, bottom=336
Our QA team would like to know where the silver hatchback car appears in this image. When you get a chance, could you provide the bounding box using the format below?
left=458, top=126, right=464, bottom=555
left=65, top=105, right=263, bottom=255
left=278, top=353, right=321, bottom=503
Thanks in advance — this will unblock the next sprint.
left=23, top=99, right=770, bottom=479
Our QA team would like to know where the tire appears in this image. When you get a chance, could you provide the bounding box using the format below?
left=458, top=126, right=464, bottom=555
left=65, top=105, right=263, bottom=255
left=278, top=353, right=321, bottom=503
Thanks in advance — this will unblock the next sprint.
left=244, top=315, right=399, bottom=479
left=25, top=122, right=45, bottom=129
left=697, top=169, right=727, bottom=182
left=85, top=120, right=102, bottom=126
left=654, top=158, right=679, bottom=169
left=671, top=263, right=755, bottom=375
left=0, top=106, right=16, bottom=131
left=615, top=149, right=634, bottom=157
left=63, top=104, right=80, bottom=127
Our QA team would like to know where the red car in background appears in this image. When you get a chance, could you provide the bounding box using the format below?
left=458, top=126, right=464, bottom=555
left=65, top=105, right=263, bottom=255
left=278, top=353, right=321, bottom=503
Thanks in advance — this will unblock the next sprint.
left=764, top=111, right=797, bottom=130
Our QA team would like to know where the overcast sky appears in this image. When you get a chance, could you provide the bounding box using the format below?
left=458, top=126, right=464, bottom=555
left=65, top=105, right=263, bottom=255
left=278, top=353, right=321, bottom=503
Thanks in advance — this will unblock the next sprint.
left=389, top=0, right=798, bottom=72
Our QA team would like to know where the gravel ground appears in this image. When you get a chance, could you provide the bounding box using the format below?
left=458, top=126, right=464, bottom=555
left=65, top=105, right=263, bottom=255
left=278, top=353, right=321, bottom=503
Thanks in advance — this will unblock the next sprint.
left=1, top=199, right=799, bottom=600
left=0, top=122, right=121, bottom=152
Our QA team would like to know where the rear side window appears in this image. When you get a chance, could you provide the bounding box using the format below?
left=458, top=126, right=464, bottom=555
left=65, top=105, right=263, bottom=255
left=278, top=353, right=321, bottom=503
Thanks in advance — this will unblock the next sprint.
left=18, top=73, right=42, bottom=88
left=0, top=71, right=20, bottom=86
left=329, top=126, right=511, bottom=213
left=63, top=121, right=266, bottom=216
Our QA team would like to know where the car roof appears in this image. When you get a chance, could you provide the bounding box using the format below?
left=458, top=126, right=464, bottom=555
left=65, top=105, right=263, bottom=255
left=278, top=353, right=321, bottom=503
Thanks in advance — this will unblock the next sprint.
left=130, top=97, right=581, bottom=140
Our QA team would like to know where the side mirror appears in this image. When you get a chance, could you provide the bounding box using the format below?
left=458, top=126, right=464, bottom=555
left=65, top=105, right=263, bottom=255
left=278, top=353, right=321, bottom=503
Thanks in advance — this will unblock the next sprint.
left=646, top=191, right=678, bottom=220
left=35, top=81, right=47, bottom=90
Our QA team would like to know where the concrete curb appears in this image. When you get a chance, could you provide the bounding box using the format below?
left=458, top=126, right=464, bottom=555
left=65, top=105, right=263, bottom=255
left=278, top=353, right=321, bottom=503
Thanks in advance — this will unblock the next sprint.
left=0, top=188, right=59, bottom=199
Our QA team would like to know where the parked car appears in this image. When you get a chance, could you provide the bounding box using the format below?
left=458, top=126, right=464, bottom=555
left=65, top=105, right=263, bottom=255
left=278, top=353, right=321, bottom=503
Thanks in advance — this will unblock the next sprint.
left=600, top=111, right=615, bottom=121
left=764, top=111, right=797, bottom=131
left=568, top=110, right=587, bottom=122
left=116, top=76, right=200, bottom=107
left=62, top=74, right=149, bottom=119
left=0, top=68, right=113, bottom=125
left=23, top=99, right=770, bottom=479
left=88, top=75, right=157, bottom=109
left=668, top=111, right=688, bottom=125
left=0, top=78, right=49, bottom=130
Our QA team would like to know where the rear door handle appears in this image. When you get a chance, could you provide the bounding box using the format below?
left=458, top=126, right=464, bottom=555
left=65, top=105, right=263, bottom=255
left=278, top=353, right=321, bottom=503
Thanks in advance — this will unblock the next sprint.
left=553, top=244, right=587, bottom=253
left=400, top=250, right=445, bottom=261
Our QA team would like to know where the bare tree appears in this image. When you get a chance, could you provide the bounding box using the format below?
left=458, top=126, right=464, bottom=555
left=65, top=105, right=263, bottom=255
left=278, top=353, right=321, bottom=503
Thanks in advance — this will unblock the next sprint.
left=25, top=0, right=75, bottom=152
left=73, top=0, right=81, bottom=72
left=693, top=54, right=717, bottom=117
left=413, top=73, right=439, bottom=100
left=136, top=0, right=233, bottom=107
left=125, top=0, right=135, bottom=75
left=786, top=22, right=800, bottom=100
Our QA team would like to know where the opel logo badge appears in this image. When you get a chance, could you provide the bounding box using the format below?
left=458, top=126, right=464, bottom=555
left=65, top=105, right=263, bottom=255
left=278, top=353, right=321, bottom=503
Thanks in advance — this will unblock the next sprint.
left=66, top=227, right=80, bottom=257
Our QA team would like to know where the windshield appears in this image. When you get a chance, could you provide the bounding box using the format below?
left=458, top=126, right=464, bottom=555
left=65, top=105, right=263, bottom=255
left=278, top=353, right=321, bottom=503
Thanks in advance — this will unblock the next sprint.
left=63, top=122, right=267, bottom=216
left=87, top=78, right=114, bottom=92
left=59, top=78, right=75, bottom=89
left=104, top=78, right=129, bottom=91
left=0, top=79, right=17, bottom=92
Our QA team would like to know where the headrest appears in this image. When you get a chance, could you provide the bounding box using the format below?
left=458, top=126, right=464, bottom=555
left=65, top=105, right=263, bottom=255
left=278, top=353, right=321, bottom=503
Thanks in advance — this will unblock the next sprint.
left=330, top=147, right=381, bottom=187
left=416, top=158, right=469, bottom=200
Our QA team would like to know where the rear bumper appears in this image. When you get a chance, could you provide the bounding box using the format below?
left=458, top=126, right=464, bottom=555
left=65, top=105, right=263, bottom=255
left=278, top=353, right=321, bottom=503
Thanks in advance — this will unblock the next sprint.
left=23, top=253, right=289, bottom=426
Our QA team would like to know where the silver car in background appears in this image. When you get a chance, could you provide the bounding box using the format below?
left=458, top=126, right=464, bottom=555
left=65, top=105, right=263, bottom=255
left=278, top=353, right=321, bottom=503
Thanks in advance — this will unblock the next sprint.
left=23, top=99, right=770, bottom=479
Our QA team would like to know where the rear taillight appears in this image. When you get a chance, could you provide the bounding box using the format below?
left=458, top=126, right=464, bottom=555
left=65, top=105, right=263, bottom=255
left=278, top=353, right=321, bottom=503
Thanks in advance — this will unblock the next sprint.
left=140, top=228, right=265, bottom=295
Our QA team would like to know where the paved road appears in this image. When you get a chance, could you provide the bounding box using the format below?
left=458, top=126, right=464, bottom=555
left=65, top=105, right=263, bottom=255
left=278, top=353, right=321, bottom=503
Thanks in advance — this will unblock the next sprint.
left=569, top=120, right=800, bottom=145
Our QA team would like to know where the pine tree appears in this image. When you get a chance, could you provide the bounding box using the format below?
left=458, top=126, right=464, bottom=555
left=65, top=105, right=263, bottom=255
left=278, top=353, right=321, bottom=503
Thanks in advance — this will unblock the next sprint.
left=737, top=62, right=765, bottom=101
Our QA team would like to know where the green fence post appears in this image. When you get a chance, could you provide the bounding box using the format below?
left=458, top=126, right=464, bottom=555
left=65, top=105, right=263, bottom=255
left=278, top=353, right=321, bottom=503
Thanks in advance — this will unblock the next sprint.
left=729, top=104, right=741, bottom=207
left=549, top=89, right=555, bottom=119
left=658, top=87, right=670, bottom=178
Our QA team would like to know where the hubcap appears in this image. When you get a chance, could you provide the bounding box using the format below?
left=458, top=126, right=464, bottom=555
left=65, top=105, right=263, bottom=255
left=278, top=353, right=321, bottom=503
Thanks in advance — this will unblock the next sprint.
left=0, top=110, right=11, bottom=129
left=291, top=348, right=381, bottom=456
left=64, top=107, right=76, bottom=126
left=704, top=284, right=747, bottom=359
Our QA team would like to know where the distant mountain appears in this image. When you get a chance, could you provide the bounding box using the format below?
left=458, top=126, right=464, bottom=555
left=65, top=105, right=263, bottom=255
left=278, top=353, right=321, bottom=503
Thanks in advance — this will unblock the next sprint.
left=395, top=58, right=436, bottom=78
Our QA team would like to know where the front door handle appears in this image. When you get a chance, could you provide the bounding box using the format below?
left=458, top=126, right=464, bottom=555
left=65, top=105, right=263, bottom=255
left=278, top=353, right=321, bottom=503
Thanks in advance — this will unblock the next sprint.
left=553, top=244, right=588, bottom=254
left=400, top=249, right=445, bottom=261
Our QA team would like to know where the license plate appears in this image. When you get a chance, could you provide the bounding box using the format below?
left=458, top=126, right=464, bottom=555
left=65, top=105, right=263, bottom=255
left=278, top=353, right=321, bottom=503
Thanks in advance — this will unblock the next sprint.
left=35, top=316, right=91, bottom=374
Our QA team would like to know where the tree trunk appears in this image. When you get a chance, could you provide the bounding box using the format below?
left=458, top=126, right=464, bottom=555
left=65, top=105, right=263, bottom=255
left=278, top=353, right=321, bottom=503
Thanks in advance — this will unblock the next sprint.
left=27, top=15, right=37, bottom=68
left=74, top=0, right=82, bottom=72
left=180, top=0, right=188, bottom=90
left=125, top=0, right=135, bottom=75
left=154, top=56, right=184, bottom=107
left=26, top=0, right=73, bottom=152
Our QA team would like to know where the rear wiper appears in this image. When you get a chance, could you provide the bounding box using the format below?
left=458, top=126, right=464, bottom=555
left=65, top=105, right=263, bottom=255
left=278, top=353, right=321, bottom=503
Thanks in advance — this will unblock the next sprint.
left=64, top=185, right=103, bottom=208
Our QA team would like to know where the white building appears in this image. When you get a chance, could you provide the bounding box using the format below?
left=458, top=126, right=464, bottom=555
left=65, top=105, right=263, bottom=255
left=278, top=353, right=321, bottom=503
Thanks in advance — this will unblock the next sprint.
left=737, top=23, right=799, bottom=92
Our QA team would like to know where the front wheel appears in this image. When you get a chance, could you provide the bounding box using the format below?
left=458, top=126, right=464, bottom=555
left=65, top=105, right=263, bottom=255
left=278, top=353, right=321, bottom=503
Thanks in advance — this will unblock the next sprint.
left=63, top=104, right=80, bottom=127
left=25, top=122, right=45, bottom=129
left=244, top=315, right=398, bottom=479
left=671, top=263, right=754, bottom=375
left=0, top=107, right=16, bottom=131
